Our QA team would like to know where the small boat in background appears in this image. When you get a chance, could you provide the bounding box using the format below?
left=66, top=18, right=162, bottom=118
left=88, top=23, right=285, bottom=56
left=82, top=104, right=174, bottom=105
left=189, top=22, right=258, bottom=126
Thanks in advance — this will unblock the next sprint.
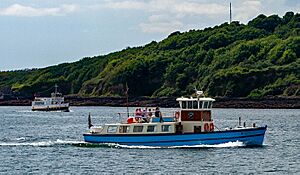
left=31, top=84, right=69, bottom=112
left=83, top=91, right=267, bottom=147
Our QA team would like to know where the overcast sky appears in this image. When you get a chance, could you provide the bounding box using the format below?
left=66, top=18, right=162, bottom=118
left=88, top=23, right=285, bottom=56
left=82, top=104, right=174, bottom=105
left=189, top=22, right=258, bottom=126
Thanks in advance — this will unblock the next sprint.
left=0, top=0, right=299, bottom=71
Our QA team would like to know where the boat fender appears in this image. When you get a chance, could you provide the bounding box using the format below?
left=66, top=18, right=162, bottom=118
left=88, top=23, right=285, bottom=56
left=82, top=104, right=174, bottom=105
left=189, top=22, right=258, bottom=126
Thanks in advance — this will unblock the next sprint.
left=210, top=123, right=214, bottom=131
left=204, top=123, right=209, bottom=132
left=175, top=111, right=180, bottom=119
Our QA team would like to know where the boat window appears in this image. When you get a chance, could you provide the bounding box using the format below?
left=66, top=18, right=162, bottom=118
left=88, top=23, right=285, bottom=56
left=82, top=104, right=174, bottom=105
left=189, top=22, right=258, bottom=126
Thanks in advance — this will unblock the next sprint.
left=133, top=126, right=143, bottom=132
left=119, top=126, right=130, bottom=133
left=199, top=101, right=203, bottom=109
left=34, top=101, right=45, bottom=105
left=208, top=101, right=212, bottom=108
left=182, top=101, right=187, bottom=109
left=107, top=126, right=118, bottom=133
left=203, top=102, right=208, bottom=108
left=188, top=101, right=192, bottom=109
left=193, top=101, right=198, bottom=109
left=147, top=125, right=156, bottom=132
left=162, top=125, right=171, bottom=132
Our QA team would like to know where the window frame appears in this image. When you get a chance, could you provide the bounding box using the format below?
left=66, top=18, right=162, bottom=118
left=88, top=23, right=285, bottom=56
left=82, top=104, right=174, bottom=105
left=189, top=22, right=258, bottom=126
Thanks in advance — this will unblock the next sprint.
left=119, top=126, right=130, bottom=133
left=161, top=125, right=171, bottom=132
left=107, top=126, right=118, bottom=133
left=147, top=125, right=156, bottom=132
left=133, top=126, right=144, bottom=132
left=182, top=101, right=187, bottom=109
left=203, top=101, right=208, bottom=108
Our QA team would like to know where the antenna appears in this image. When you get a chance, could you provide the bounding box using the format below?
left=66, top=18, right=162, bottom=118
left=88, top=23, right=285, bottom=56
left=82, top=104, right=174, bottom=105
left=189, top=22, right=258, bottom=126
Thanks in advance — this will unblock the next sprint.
left=125, top=83, right=129, bottom=118
left=194, top=87, right=204, bottom=97
left=230, top=2, right=232, bottom=24
left=54, top=84, right=58, bottom=94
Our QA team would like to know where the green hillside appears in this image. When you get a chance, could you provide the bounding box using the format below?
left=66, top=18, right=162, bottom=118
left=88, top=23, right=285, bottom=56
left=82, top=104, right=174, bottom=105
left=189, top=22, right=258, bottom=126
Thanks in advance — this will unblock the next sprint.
left=1, top=12, right=299, bottom=99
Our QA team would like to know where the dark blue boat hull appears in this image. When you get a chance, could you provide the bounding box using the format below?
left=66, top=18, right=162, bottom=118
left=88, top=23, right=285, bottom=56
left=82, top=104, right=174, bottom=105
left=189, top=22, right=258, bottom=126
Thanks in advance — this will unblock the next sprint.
left=83, top=126, right=267, bottom=147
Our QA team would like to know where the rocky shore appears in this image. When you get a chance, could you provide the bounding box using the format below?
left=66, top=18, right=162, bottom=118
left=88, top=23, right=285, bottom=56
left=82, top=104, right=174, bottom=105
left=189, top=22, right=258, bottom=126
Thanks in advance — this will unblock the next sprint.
left=0, top=96, right=299, bottom=109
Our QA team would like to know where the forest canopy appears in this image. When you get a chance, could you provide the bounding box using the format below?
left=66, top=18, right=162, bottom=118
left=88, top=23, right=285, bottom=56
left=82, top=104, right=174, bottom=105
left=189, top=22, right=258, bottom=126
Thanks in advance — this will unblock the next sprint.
left=0, top=12, right=299, bottom=99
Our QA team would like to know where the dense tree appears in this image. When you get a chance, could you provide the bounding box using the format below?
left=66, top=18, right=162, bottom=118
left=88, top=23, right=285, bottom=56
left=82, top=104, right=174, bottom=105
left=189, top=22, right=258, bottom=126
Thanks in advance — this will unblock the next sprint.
left=0, top=12, right=299, bottom=99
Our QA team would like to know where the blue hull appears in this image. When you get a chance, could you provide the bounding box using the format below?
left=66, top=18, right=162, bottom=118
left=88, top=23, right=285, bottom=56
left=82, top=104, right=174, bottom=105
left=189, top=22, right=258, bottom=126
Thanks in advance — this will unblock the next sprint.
left=83, top=126, right=267, bottom=147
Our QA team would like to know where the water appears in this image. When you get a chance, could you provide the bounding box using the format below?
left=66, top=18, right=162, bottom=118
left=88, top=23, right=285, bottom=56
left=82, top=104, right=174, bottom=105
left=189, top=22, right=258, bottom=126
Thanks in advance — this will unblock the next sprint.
left=0, top=106, right=299, bottom=174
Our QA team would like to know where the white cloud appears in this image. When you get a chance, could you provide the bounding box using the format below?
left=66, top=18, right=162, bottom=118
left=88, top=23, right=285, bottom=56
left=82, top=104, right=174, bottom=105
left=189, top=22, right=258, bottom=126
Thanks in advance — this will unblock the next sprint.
left=103, top=0, right=229, bottom=34
left=103, top=0, right=146, bottom=10
left=0, top=4, right=79, bottom=17
left=233, top=0, right=262, bottom=23
left=103, top=0, right=227, bottom=16
left=172, top=1, right=227, bottom=15
left=140, top=20, right=182, bottom=34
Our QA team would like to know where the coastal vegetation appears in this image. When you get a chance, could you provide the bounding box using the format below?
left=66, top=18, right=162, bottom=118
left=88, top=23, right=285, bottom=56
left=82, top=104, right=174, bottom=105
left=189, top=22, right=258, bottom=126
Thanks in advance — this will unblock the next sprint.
left=0, top=12, right=299, bottom=99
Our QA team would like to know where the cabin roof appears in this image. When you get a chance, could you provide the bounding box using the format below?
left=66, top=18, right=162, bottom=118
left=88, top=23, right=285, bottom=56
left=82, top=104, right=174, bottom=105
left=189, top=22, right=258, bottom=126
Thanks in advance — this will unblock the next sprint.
left=176, top=97, right=215, bottom=102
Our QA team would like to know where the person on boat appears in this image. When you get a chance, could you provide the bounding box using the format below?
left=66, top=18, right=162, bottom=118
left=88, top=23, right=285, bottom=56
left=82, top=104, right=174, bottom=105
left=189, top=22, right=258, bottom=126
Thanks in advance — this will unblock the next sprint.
left=141, top=108, right=148, bottom=123
left=155, top=107, right=164, bottom=122
left=148, top=109, right=153, bottom=117
left=142, top=108, right=146, bottom=117
left=135, top=108, right=142, bottom=116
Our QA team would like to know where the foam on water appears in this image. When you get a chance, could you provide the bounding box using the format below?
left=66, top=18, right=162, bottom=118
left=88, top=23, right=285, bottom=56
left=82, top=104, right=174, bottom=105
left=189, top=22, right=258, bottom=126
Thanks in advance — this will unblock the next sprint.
left=0, top=139, right=85, bottom=147
left=171, top=141, right=245, bottom=148
left=102, top=141, right=246, bottom=149
left=0, top=139, right=245, bottom=149
left=13, top=137, right=26, bottom=141
left=18, top=110, right=34, bottom=113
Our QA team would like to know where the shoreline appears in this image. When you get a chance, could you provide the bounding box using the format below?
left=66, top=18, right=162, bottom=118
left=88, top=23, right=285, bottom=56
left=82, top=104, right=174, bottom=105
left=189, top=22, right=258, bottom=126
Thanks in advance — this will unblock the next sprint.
left=0, top=96, right=299, bottom=109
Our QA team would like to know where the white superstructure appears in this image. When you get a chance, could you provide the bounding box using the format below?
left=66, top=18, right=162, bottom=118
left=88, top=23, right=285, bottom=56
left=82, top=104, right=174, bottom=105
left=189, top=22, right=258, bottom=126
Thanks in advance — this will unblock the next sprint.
left=31, top=85, right=69, bottom=112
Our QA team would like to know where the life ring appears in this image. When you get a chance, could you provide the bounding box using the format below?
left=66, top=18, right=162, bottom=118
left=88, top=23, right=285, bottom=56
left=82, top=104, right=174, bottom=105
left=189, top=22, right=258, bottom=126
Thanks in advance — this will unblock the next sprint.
left=175, top=111, right=180, bottom=119
left=204, top=123, right=209, bottom=132
left=127, top=117, right=133, bottom=124
left=210, top=123, right=214, bottom=131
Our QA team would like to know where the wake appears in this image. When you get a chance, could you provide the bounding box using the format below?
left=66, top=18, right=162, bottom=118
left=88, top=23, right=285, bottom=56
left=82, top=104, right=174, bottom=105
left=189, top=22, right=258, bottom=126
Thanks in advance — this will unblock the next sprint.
left=0, top=139, right=85, bottom=147
left=0, top=138, right=247, bottom=148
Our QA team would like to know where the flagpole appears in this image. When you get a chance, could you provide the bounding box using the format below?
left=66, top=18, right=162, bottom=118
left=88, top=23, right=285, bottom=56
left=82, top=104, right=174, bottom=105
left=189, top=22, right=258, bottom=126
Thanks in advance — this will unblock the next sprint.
left=126, top=83, right=129, bottom=118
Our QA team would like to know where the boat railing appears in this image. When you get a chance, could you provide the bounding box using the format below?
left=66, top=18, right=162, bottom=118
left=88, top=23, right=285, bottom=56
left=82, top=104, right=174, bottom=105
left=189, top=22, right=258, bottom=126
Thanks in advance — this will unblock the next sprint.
left=116, top=110, right=179, bottom=124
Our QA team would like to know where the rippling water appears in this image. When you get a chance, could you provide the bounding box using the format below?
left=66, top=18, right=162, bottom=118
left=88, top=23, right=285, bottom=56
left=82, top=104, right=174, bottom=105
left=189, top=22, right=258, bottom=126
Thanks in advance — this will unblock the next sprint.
left=0, top=106, right=299, bottom=174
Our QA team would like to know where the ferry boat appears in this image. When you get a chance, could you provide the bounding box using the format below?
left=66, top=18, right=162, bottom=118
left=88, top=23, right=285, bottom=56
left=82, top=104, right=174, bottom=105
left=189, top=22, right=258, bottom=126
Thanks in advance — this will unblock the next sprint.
left=31, top=85, right=69, bottom=112
left=83, top=92, right=267, bottom=147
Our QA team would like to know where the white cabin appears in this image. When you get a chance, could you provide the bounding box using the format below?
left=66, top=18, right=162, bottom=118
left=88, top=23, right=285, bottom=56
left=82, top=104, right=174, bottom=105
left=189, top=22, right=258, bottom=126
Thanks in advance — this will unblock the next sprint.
left=89, top=95, right=216, bottom=135
left=31, top=85, right=69, bottom=111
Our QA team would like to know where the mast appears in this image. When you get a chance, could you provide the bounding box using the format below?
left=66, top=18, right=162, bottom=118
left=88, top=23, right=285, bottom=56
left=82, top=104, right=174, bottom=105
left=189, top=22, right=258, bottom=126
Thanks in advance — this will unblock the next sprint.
left=230, top=2, right=232, bottom=24
left=55, top=84, right=58, bottom=94
left=125, top=83, right=129, bottom=118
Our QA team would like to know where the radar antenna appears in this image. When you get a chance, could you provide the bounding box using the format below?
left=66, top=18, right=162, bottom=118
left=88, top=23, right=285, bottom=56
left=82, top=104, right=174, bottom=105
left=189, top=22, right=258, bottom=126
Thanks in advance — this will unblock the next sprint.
left=194, top=87, right=204, bottom=97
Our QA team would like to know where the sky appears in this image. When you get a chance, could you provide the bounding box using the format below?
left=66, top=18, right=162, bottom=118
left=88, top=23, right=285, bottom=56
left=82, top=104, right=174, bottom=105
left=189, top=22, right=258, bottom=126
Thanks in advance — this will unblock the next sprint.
left=0, top=0, right=299, bottom=71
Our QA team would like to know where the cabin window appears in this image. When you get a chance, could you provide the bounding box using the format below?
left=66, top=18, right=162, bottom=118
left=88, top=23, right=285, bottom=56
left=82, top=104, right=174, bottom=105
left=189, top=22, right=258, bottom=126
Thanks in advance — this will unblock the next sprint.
left=107, top=126, right=118, bottom=133
left=188, top=101, right=193, bottom=109
left=34, top=101, right=45, bottom=105
left=119, top=126, right=130, bottom=133
left=162, top=125, right=171, bottom=132
left=194, top=126, right=201, bottom=133
left=147, top=125, right=156, bottom=132
left=199, top=101, right=203, bottom=109
left=208, top=101, right=212, bottom=108
left=182, top=101, right=187, bottom=109
left=133, top=126, right=143, bottom=132
left=203, top=102, right=208, bottom=108
left=193, top=101, right=198, bottom=109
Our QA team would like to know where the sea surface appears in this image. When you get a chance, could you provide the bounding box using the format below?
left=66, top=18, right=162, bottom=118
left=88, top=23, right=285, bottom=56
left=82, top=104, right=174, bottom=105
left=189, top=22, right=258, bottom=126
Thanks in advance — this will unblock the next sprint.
left=0, top=106, right=299, bottom=174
